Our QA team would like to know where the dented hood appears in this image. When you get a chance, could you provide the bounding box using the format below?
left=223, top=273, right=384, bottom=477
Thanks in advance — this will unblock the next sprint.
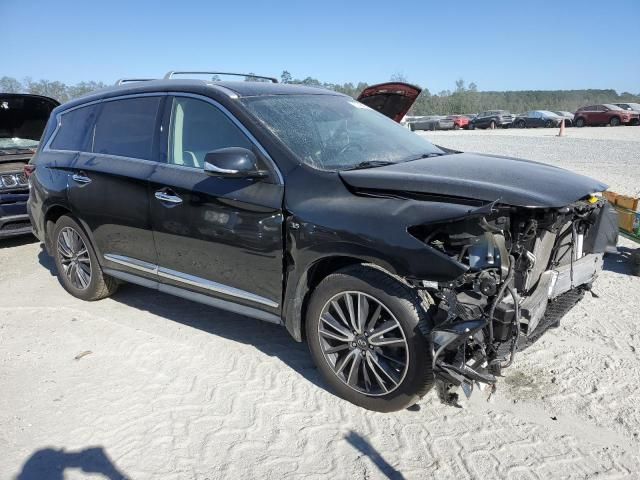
left=357, top=82, right=421, bottom=122
left=339, top=152, right=608, bottom=208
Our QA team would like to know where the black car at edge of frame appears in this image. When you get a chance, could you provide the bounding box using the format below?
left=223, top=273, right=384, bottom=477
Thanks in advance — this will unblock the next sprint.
left=27, top=71, right=618, bottom=412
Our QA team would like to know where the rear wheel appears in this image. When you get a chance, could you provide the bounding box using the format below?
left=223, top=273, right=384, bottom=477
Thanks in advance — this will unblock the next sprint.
left=306, top=265, right=433, bottom=412
left=453, top=124, right=460, bottom=130
left=517, top=120, right=526, bottom=129
left=575, top=117, right=585, bottom=127
left=610, top=117, right=621, bottom=127
left=52, top=215, right=118, bottom=301
left=545, top=119, right=553, bottom=128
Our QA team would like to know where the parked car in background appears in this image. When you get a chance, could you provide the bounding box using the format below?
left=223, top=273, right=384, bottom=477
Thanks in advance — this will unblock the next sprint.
left=27, top=72, right=615, bottom=412
left=469, top=110, right=513, bottom=129
left=446, top=115, right=471, bottom=130
left=612, top=103, right=640, bottom=115
left=553, top=111, right=574, bottom=126
left=408, top=115, right=455, bottom=131
left=513, top=110, right=563, bottom=128
left=1, top=93, right=59, bottom=238
left=574, top=104, right=640, bottom=127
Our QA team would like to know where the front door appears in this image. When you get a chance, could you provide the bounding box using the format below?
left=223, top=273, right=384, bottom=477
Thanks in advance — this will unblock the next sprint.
left=65, top=96, right=163, bottom=275
left=149, top=95, right=284, bottom=314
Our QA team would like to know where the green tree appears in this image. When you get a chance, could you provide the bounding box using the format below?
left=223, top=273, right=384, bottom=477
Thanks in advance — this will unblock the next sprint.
left=0, top=76, right=23, bottom=93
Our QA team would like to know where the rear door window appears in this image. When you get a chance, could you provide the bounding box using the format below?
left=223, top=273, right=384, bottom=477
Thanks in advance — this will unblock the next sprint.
left=50, top=104, right=99, bottom=152
left=93, top=96, right=161, bottom=160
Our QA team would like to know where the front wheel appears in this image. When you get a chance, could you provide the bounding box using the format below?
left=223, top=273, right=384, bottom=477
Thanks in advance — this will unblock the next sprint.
left=489, top=120, right=497, bottom=129
left=610, top=117, right=621, bottom=127
left=306, top=265, right=433, bottom=412
left=575, top=117, right=585, bottom=127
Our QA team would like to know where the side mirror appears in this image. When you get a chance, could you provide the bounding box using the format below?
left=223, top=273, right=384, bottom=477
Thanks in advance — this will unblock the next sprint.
left=204, top=147, right=268, bottom=179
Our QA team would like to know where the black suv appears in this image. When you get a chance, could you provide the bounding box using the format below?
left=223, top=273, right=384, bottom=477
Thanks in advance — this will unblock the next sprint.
left=28, top=72, right=616, bottom=412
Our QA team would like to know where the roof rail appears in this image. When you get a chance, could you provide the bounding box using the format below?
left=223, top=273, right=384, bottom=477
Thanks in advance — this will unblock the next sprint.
left=114, top=78, right=156, bottom=86
left=164, top=71, right=278, bottom=83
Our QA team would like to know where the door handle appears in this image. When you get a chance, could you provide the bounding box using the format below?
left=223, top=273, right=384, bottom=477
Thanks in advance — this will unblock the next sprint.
left=154, top=190, right=183, bottom=204
left=71, top=173, right=91, bottom=184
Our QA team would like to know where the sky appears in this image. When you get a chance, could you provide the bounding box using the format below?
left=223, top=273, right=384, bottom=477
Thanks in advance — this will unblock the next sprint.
left=3, top=0, right=639, bottom=93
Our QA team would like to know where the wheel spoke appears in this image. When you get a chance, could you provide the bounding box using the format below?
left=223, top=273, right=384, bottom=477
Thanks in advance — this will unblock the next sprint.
left=357, top=293, right=369, bottom=333
left=366, top=355, right=389, bottom=393
left=347, top=353, right=363, bottom=386
left=324, top=344, right=350, bottom=355
left=344, top=293, right=358, bottom=333
left=335, top=349, right=358, bottom=375
left=330, top=300, right=350, bottom=329
left=57, top=238, right=73, bottom=258
left=369, top=320, right=399, bottom=339
left=321, top=313, right=353, bottom=341
left=365, top=303, right=382, bottom=332
left=369, top=353, right=400, bottom=387
left=369, top=336, right=406, bottom=347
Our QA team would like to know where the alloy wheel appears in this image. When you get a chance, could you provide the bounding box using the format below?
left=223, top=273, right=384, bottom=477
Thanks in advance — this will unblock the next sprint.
left=57, top=227, right=92, bottom=290
left=317, top=291, right=409, bottom=396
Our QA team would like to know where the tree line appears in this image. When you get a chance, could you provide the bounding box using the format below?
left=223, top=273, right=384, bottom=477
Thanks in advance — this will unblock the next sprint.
left=2, top=73, right=639, bottom=116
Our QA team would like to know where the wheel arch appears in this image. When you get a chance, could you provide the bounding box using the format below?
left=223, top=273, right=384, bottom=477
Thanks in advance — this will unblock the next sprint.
left=43, top=204, right=72, bottom=252
left=283, top=255, right=411, bottom=343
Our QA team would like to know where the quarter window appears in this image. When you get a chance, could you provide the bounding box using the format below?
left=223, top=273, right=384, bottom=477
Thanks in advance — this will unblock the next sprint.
left=93, top=97, right=160, bottom=160
left=168, top=97, right=253, bottom=169
left=50, top=104, right=99, bottom=151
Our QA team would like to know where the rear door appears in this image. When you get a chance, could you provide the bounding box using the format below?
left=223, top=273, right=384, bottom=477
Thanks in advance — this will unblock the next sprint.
left=148, top=95, right=284, bottom=314
left=357, top=83, right=421, bottom=122
left=66, top=95, right=163, bottom=277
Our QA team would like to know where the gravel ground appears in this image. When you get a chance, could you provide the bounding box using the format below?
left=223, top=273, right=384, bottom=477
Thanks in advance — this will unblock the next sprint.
left=1, top=127, right=640, bottom=479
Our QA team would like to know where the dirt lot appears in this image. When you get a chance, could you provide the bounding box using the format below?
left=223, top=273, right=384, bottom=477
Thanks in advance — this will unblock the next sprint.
left=1, top=127, right=639, bottom=479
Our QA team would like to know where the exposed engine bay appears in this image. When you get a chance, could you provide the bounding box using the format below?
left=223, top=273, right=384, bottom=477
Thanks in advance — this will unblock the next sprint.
left=412, top=195, right=619, bottom=403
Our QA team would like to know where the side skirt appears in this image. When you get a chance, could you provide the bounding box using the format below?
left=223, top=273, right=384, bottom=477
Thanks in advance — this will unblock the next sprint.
left=104, top=268, right=283, bottom=325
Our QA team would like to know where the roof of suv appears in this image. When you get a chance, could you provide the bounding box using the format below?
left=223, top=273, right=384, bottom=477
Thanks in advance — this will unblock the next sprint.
left=58, top=79, right=344, bottom=112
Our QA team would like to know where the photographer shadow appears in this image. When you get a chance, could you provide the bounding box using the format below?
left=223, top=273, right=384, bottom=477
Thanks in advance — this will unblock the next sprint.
left=16, top=446, right=128, bottom=480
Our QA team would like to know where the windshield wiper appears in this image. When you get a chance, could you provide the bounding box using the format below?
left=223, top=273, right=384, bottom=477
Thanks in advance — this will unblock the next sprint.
left=345, top=160, right=396, bottom=171
left=401, top=152, right=447, bottom=163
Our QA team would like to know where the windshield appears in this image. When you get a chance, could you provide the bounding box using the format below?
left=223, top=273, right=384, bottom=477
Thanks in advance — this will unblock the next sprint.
left=241, top=94, right=445, bottom=171
left=0, top=96, right=56, bottom=153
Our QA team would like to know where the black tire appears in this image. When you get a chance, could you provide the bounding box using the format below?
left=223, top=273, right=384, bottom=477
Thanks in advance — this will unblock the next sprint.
left=453, top=124, right=460, bottom=130
left=517, top=120, right=526, bottom=129
left=575, top=117, right=585, bottom=128
left=52, top=215, right=118, bottom=301
left=469, top=123, right=475, bottom=130
left=489, top=120, right=497, bottom=129
left=545, top=120, right=553, bottom=128
left=610, top=116, right=621, bottom=127
left=306, top=265, right=433, bottom=412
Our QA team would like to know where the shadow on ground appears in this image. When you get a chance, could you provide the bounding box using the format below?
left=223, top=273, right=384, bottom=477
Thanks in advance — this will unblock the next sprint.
left=16, top=446, right=128, bottom=480
left=345, top=431, right=405, bottom=480
left=604, top=247, right=639, bottom=275
left=110, top=279, right=328, bottom=391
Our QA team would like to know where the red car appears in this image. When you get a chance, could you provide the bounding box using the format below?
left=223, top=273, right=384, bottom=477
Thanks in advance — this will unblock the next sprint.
left=574, top=104, right=640, bottom=127
left=445, top=115, right=471, bottom=130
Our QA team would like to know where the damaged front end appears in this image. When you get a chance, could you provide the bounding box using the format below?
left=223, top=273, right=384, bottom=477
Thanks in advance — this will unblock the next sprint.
left=410, top=196, right=618, bottom=403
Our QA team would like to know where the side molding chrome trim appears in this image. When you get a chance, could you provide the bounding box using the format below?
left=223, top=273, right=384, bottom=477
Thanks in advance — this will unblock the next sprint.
left=103, top=268, right=281, bottom=325
left=103, top=253, right=279, bottom=309
left=104, top=254, right=158, bottom=275
left=157, top=267, right=279, bottom=308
